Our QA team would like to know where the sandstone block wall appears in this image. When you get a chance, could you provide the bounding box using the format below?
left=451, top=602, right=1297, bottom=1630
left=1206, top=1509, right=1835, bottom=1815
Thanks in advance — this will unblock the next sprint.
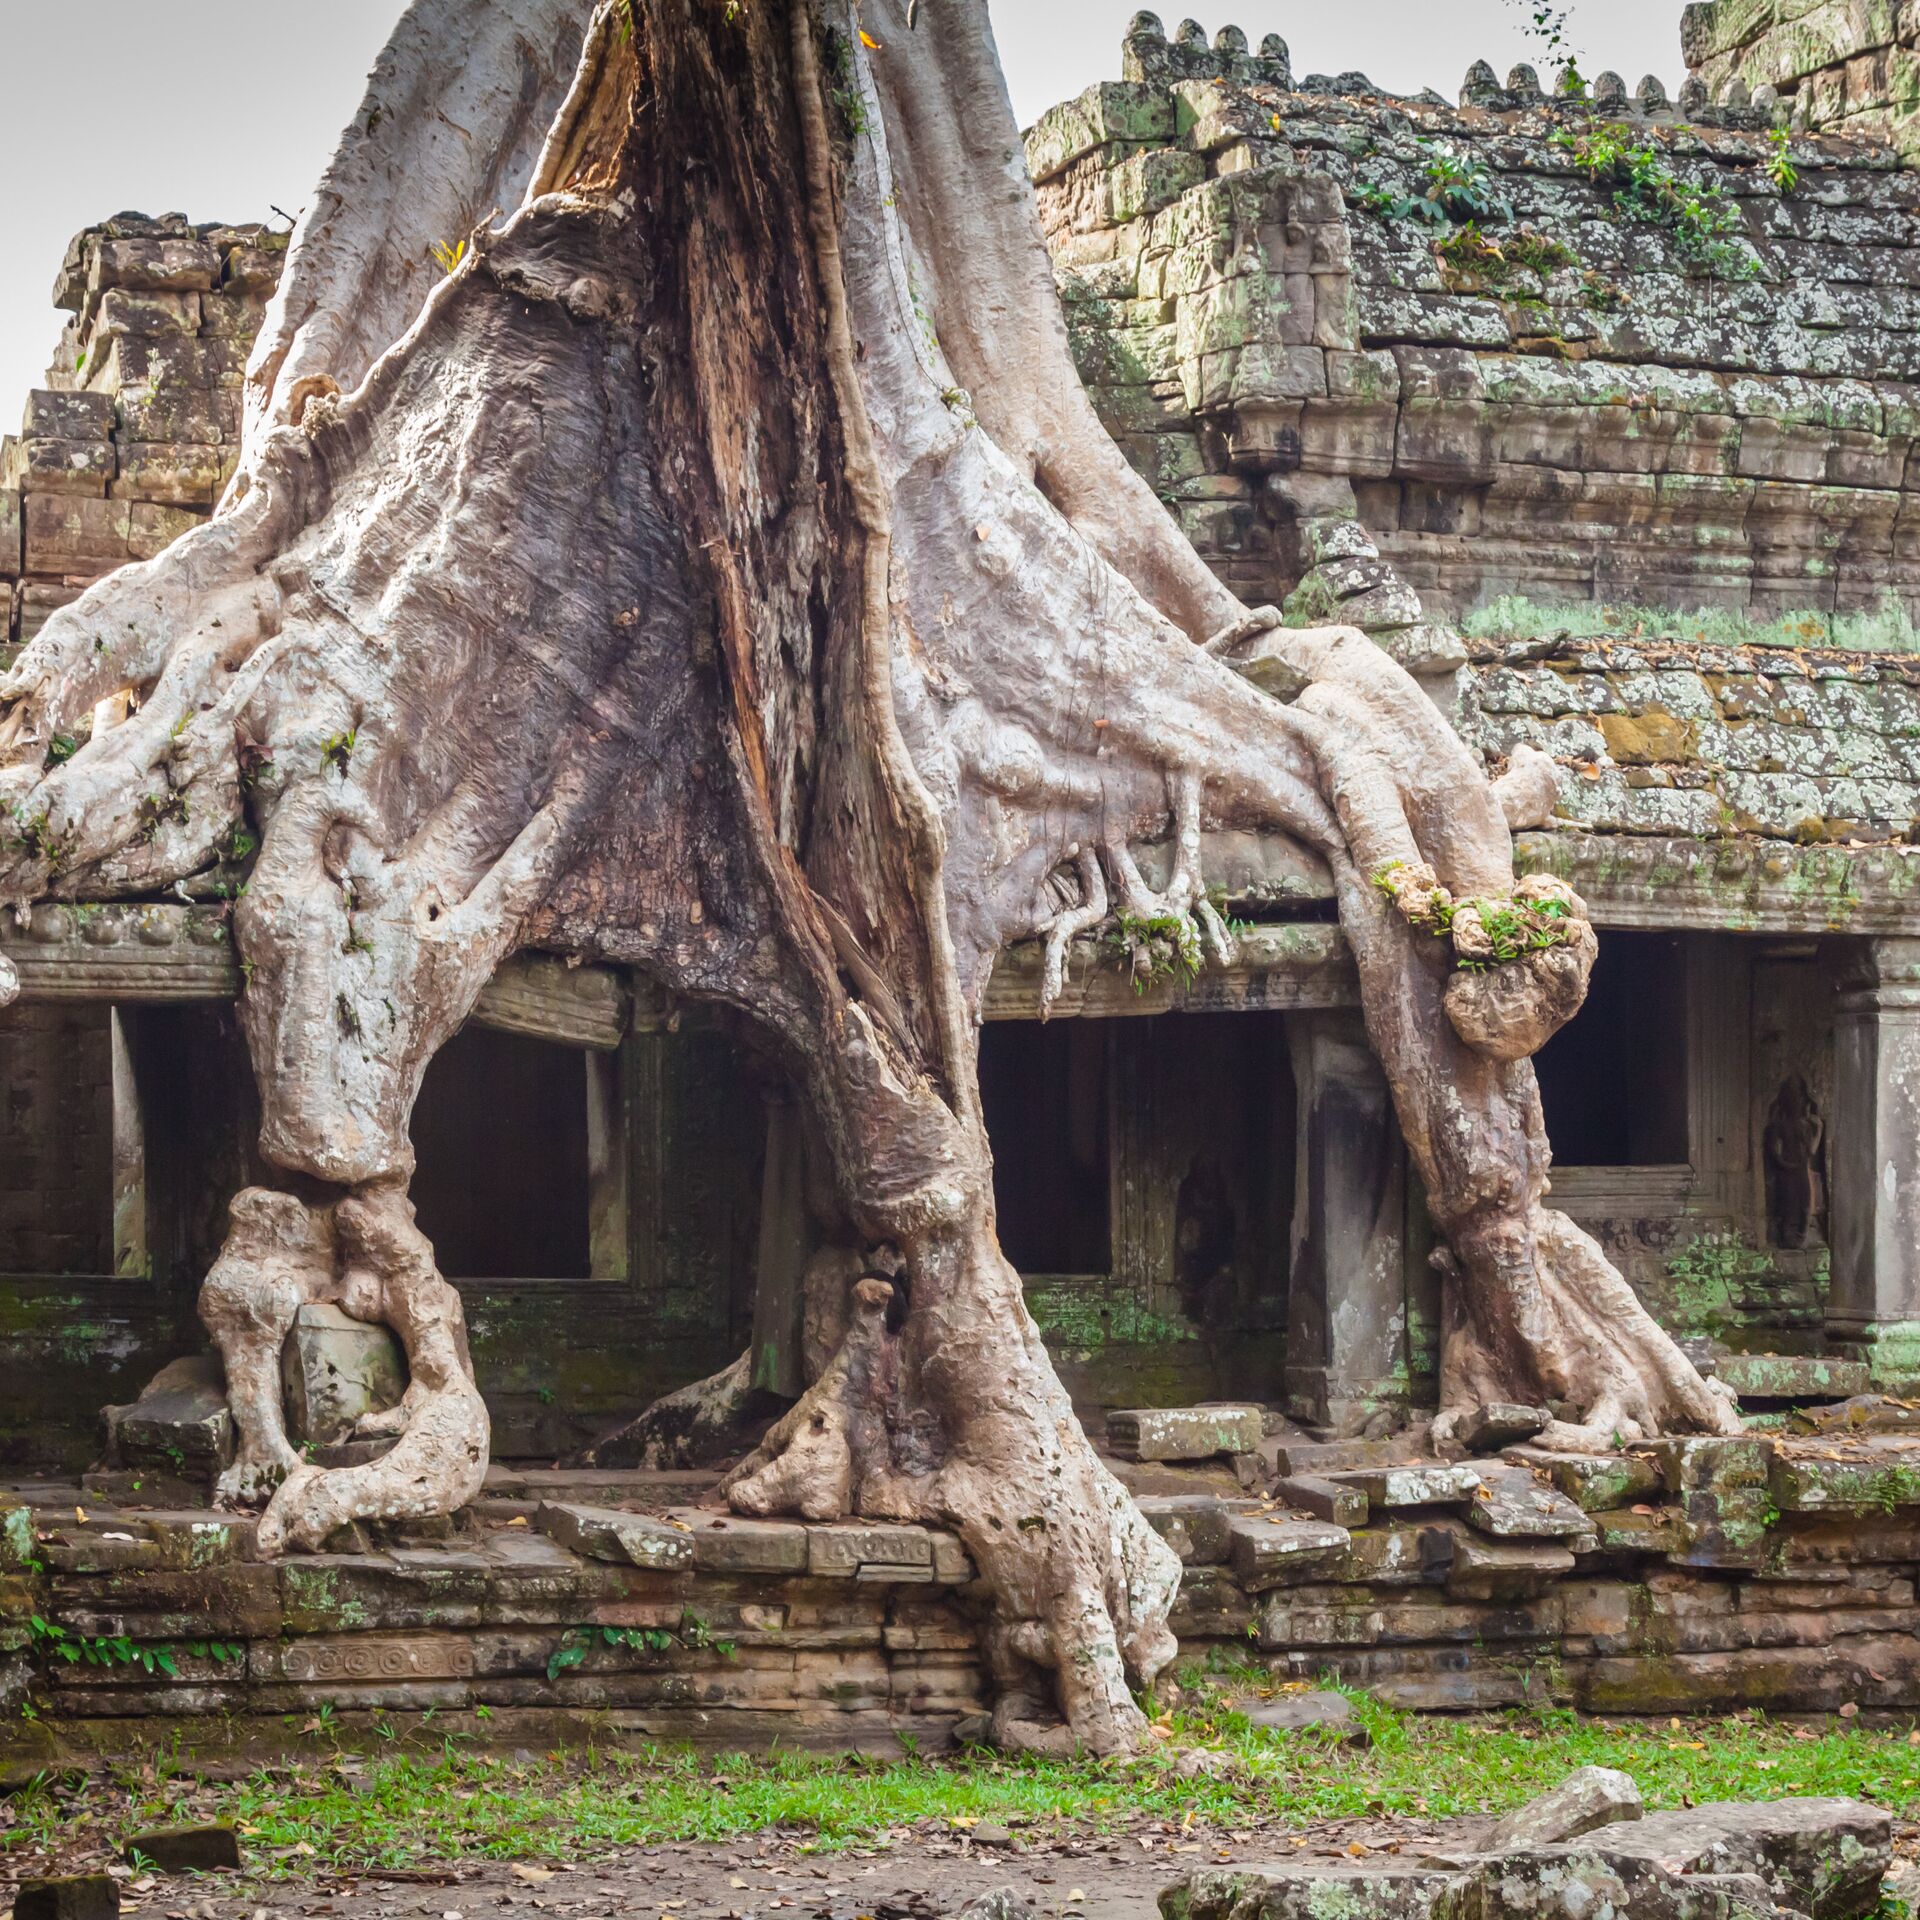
left=1684, top=0, right=1920, bottom=156
left=1032, top=17, right=1920, bottom=625
left=0, top=213, right=284, bottom=664
left=9, top=1433, right=1920, bottom=1765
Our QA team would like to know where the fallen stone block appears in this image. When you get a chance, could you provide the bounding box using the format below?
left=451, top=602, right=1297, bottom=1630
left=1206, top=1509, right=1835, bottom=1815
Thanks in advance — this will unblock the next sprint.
left=1789, top=1398, right=1920, bottom=1440
left=1600, top=1798, right=1890, bottom=1919
left=1136, top=1493, right=1241, bottom=1564
left=1443, top=1525, right=1577, bottom=1592
left=1276, top=1473, right=1369, bottom=1526
left=1467, top=1467, right=1598, bottom=1541
left=123, top=1824, right=242, bottom=1872
left=104, top=1354, right=233, bottom=1484
left=1653, top=1437, right=1773, bottom=1496
left=1508, top=1448, right=1664, bottom=1514
left=957, top=1891, right=1036, bottom=1920
left=1444, top=1847, right=1775, bottom=1920
left=1487, top=1765, right=1644, bottom=1850
left=1228, top=1515, right=1350, bottom=1590
left=281, top=1303, right=406, bottom=1449
left=1330, top=1464, right=1483, bottom=1509
left=1715, top=1355, right=1870, bottom=1405
left=534, top=1501, right=694, bottom=1572
left=1234, top=1687, right=1370, bottom=1747
left=1454, top=1404, right=1551, bottom=1452
left=1768, top=1446, right=1920, bottom=1515
left=13, top=1876, right=120, bottom=1920
left=1160, top=1865, right=1457, bottom=1920
left=1107, top=1405, right=1265, bottom=1462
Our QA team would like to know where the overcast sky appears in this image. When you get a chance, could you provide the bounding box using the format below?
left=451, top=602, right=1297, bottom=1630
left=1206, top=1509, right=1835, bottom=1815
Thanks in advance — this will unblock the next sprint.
left=0, top=1, right=1685, bottom=418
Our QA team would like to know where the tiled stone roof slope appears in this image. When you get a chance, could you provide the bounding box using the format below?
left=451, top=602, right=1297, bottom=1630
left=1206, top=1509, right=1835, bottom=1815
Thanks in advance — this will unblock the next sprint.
left=1461, top=632, right=1920, bottom=843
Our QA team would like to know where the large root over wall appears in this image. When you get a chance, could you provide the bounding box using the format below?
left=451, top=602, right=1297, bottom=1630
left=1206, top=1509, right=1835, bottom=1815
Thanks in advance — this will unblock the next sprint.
left=0, top=0, right=1731, bottom=1753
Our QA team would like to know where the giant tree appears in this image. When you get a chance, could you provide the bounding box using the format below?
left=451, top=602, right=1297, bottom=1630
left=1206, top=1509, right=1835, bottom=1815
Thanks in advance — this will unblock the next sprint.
left=0, top=0, right=1738, bottom=1754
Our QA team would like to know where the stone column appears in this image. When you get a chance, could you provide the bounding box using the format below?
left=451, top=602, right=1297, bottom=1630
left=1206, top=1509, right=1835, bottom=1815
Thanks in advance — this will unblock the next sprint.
left=1283, top=1010, right=1410, bottom=1431
left=749, top=1093, right=811, bottom=1399
left=1828, top=938, right=1920, bottom=1389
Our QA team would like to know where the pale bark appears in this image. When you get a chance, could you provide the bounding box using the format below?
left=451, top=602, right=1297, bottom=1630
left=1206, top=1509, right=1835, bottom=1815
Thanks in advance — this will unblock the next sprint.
left=0, top=0, right=1736, bottom=1751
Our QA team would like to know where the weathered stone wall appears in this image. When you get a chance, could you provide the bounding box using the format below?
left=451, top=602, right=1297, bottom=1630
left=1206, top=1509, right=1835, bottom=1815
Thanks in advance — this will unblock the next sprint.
left=0, top=1005, right=113, bottom=1278
left=1032, top=16, right=1920, bottom=626
left=1460, top=634, right=1920, bottom=843
left=1684, top=0, right=1920, bottom=157
left=0, top=213, right=284, bottom=664
left=8, top=1428, right=1920, bottom=1769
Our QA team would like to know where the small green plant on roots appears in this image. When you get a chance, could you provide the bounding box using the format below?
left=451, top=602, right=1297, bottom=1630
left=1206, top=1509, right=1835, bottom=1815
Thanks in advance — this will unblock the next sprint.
left=1104, top=910, right=1204, bottom=994
left=1372, top=859, right=1578, bottom=971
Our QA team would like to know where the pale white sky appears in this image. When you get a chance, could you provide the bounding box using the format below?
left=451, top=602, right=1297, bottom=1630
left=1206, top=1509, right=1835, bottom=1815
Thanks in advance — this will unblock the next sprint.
left=0, top=1, right=1685, bottom=419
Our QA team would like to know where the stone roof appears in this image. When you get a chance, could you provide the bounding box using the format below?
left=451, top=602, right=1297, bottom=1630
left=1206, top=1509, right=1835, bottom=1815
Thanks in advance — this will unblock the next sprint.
left=1460, top=632, right=1920, bottom=844
left=1029, top=15, right=1920, bottom=625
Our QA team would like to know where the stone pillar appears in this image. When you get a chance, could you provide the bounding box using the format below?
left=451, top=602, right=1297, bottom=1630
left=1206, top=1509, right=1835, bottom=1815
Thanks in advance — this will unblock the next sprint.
left=1828, top=939, right=1920, bottom=1388
left=748, top=1093, right=812, bottom=1398
left=1283, top=1010, right=1410, bottom=1431
left=585, top=1046, right=630, bottom=1283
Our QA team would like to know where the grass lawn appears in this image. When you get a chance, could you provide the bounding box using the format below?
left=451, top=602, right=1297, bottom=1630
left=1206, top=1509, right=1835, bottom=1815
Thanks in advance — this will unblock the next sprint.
left=5, top=1667, right=1918, bottom=1878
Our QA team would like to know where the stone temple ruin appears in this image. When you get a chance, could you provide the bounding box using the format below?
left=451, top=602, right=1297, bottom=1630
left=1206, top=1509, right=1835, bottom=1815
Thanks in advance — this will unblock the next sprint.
left=11, top=4, right=1920, bottom=1764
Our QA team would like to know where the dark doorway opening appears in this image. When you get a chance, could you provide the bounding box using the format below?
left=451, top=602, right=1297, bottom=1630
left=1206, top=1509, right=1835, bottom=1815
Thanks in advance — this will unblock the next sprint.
left=1534, top=930, right=1688, bottom=1166
left=412, top=1026, right=591, bottom=1279
left=979, top=1019, right=1111, bottom=1275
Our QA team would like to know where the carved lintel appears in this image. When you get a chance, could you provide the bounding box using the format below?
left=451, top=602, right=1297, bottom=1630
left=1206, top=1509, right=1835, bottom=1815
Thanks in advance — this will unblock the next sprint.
left=984, top=921, right=1358, bottom=1021
left=0, top=903, right=633, bottom=1050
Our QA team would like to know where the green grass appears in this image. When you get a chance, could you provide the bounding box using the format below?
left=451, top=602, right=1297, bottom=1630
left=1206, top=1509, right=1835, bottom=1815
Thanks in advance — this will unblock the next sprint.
left=6, top=1679, right=1919, bottom=1879
left=1460, top=591, right=1920, bottom=655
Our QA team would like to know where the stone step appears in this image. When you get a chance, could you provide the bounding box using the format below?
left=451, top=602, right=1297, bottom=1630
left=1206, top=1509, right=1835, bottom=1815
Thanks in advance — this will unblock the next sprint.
left=534, top=1501, right=695, bottom=1572
left=1465, top=1466, right=1598, bottom=1542
left=1324, top=1463, right=1483, bottom=1509
left=1275, top=1473, right=1369, bottom=1526
left=1715, top=1353, right=1872, bottom=1403
left=1227, top=1514, right=1350, bottom=1589
left=1105, top=1404, right=1264, bottom=1462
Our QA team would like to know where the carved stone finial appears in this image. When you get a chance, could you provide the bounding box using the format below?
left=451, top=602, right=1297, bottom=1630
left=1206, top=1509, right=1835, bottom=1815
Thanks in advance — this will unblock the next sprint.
left=1260, top=32, right=1288, bottom=60
left=1678, top=74, right=1708, bottom=114
left=1460, top=58, right=1501, bottom=107
left=1506, top=62, right=1542, bottom=97
left=1636, top=73, right=1670, bottom=109
left=1127, top=10, right=1167, bottom=38
left=1592, top=69, right=1627, bottom=105
left=1214, top=23, right=1248, bottom=53
left=1751, top=81, right=1780, bottom=115
left=1175, top=18, right=1208, bottom=47
left=1257, top=32, right=1291, bottom=85
left=1720, top=76, right=1751, bottom=108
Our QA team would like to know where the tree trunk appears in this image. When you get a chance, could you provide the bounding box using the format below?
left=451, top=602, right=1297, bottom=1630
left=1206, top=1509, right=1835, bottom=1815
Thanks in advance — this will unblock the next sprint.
left=0, top=0, right=1734, bottom=1753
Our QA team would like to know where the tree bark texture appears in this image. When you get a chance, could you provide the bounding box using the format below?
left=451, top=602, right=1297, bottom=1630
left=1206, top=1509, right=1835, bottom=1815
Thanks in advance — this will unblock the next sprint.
left=0, top=0, right=1735, bottom=1750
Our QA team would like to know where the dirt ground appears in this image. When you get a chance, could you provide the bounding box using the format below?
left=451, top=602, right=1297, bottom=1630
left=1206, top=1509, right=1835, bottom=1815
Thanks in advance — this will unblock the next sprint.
left=9, top=1813, right=1473, bottom=1920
